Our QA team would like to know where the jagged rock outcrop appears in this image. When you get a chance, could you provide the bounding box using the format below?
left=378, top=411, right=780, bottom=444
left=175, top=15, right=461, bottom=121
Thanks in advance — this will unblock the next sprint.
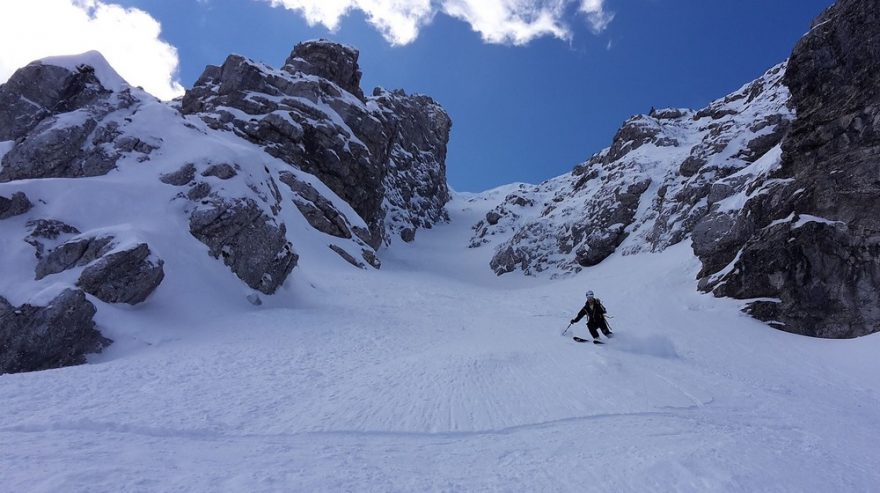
left=475, top=0, right=877, bottom=338
left=180, top=40, right=452, bottom=246
left=0, top=54, right=156, bottom=182
left=0, top=289, right=111, bottom=374
left=372, top=88, right=452, bottom=241
left=279, top=171, right=354, bottom=239
left=696, top=0, right=880, bottom=338
left=0, top=191, right=32, bottom=219
left=77, top=243, right=165, bottom=305
left=189, top=198, right=298, bottom=295
left=24, top=219, right=81, bottom=259
left=474, top=62, right=792, bottom=277
left=35, top=235, right=114, bottom=280
left=284, top=40, right=365, bottom=100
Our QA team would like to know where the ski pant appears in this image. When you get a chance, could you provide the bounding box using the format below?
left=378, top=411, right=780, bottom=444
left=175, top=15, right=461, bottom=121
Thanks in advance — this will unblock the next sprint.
left=587, top=319, right=611, bottom=339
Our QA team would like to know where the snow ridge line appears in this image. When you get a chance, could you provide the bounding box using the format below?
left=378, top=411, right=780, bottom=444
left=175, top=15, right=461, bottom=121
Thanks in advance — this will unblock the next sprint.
left=0, top=405, right=713, bottom=441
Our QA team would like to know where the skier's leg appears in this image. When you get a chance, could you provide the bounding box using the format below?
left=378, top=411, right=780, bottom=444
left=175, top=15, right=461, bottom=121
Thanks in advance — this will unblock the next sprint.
left=588, top=323, right=600, bottom=340
left=600, top=319, right=612, bottom=336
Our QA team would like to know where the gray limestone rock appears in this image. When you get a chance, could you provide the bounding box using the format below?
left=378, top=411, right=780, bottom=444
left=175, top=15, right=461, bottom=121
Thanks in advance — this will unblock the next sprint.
left=0, top=192, right=32, bottom=219
left=77, top=243, right=165, bottom=305
left=24, top=219, right=80, bottom=259
left=189, top=198, right=298, bottom=294
left=202, top=163, right=238, bottom=180
left=279, top=171, right=352, bottom=239
left=160, top=163, right=196, bottom=186
left=180, top=42, right=451, bottom=248
left=329, top=244, right=365, bottom=268
left=283, top=40, right=365, bottom=100
left=0, top=289, right=111, bottom=375
left=0, top=61, right=143, bottom=183
left=695, top=0, right=880, bottom=337
left=35, top=236, right=114, bottom=280
left=486, top=212, right=502, bottom=225
left=361, top=249, right=381, bottom=269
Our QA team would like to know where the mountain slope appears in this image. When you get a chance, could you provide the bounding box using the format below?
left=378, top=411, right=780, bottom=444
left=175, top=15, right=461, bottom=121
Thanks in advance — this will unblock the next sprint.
left=0, top=42, right=452, bottom=373
left=1, top=193, right=879, bottom=491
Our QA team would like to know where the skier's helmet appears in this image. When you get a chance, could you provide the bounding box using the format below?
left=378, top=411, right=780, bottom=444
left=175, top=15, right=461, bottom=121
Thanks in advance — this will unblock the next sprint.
left=585, top=290, right=595, bottom=299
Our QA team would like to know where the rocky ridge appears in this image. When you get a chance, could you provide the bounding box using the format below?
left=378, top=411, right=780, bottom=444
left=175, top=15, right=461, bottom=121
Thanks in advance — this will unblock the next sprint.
left=180, top=40, right=451, bottom=247
left=474, top=0, right=879, bottom=338
left=0, top=41, right=452, bottom=373
left=473, top=62, right=792, bottom=277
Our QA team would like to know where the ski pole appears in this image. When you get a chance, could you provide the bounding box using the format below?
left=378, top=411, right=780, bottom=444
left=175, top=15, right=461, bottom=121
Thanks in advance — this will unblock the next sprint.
left=561, top=323, right=572, bottom=336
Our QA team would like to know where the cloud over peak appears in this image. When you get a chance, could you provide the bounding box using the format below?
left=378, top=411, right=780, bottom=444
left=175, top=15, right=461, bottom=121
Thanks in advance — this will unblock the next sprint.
left=262, top=0, right=614, bottom=46
left=0, top=0, right=184, bottom=100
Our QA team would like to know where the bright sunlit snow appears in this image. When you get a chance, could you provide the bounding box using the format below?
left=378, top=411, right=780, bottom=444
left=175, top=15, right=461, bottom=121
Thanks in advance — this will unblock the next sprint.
left=1, top=193, right=879, bottom=491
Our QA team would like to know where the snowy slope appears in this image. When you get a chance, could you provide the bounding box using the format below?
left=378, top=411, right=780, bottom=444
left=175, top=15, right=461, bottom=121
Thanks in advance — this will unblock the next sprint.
left=1, top=193, right=879, bottom=492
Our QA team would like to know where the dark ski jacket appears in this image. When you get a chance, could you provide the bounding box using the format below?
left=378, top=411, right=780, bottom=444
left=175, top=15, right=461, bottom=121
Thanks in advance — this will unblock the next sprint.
left=571, top=299, right=607, bottom=326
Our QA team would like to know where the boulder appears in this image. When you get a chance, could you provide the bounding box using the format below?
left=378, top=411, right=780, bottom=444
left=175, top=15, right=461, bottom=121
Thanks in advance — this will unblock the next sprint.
left=0, top=191, right=32, bottom=219
left=35, top=235, right=114, bottom=280
left=0, top=289, right=110, bottom=374
left=202, top=163, right=237, bottom=180
left=77, top=243, right=165, bottom=305
left=189, top=198, right=298, bottom=294
left=160, top=163, right=196, bottom=186
left=329, top=244, right=365, bottom=268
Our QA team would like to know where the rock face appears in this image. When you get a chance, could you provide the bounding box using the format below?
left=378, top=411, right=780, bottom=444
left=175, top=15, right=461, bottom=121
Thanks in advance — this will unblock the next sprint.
left=473, top=62, right=792, bottom=277
left=189, top=198, right=298, bottom=295
left=0, top=41, right=452, bottom=374
left=0, top=55, right=155, bottom=182
left=180, top=40, right=452, bottom=246
left=284, top=40, right=365, bottom=100
left=35, top=235, right=114, bottom=280
left=474, top=0, right=878, bottom=338
left=77, top=243, right=165, bottom=305
left=0, top=192, right=32, bottom=219
left=0, top=289, right=110, bottom=374
left=696, top=0, right=880, bottom=338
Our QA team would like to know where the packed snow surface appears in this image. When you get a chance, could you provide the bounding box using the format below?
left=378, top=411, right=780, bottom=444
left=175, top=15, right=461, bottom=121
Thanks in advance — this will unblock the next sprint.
left=2, top=194, right=880, bottom=492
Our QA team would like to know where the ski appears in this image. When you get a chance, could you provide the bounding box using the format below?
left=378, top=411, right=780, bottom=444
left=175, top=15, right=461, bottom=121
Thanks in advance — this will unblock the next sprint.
left=573, top=337, right=603, bottom=345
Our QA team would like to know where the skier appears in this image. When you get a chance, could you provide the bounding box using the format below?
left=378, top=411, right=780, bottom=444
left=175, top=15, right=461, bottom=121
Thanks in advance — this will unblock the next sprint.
left=570, top=290, right=613, bottom=343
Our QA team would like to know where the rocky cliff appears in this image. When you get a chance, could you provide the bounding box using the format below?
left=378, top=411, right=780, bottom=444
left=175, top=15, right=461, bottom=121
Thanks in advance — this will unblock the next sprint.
left=699, top=0, right=880, bottom=338
left=180, top=40, right=451, bottom=247
left=0, top=41, right=452, bottom=373
left=476, top=0, right=879, bottom=338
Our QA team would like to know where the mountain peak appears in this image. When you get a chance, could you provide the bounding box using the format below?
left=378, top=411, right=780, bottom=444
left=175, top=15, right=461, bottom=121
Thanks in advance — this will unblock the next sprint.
left=37, top=50, right=128, bottom=94
left=283, top=39, right=364, bottom=100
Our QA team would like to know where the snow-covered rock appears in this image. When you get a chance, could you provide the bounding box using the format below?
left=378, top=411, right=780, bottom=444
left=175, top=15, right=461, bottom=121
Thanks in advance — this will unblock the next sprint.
left=180, top=40, right=452, bottom=246
left=0, top=289, right=110, bottom=375
left=703, top=0, right=880, bottom=338
left=473, top=0, right=880, bottom=338
left=0, top=191, right=32, bottom=219
left=0, top=41, right=452, bottom=372
left=472, top=62, right=792, bottom=278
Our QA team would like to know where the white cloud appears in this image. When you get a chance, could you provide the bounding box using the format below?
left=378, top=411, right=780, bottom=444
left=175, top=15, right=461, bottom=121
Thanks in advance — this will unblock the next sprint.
left=0, top=0, right=184, bottom=100
left=441, top=0, right=571, bottom=45
left=579, top=0, right=614, bottom=34
left=262, top=0, right=613, bottom=46
left=265, top=0, right=435, bottom=45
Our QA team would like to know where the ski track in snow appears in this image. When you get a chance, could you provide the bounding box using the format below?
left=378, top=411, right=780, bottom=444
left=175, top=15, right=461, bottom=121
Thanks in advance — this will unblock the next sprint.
left=2, top=195, right=880, bottom=492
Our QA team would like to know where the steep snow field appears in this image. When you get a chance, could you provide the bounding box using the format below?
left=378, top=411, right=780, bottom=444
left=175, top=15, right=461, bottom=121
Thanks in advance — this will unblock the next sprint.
left=2, top=193, right=880, bottom=492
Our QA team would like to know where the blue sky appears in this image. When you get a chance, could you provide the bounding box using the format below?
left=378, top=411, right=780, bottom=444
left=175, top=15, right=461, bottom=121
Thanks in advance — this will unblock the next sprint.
left=6, top=0, right=833, bottom=192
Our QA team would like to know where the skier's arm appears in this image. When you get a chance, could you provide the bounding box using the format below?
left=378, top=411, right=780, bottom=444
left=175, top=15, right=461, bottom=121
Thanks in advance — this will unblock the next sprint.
left=598, top=300, right=607, bottom=315
left=571, top=307, right=587, bottom=324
